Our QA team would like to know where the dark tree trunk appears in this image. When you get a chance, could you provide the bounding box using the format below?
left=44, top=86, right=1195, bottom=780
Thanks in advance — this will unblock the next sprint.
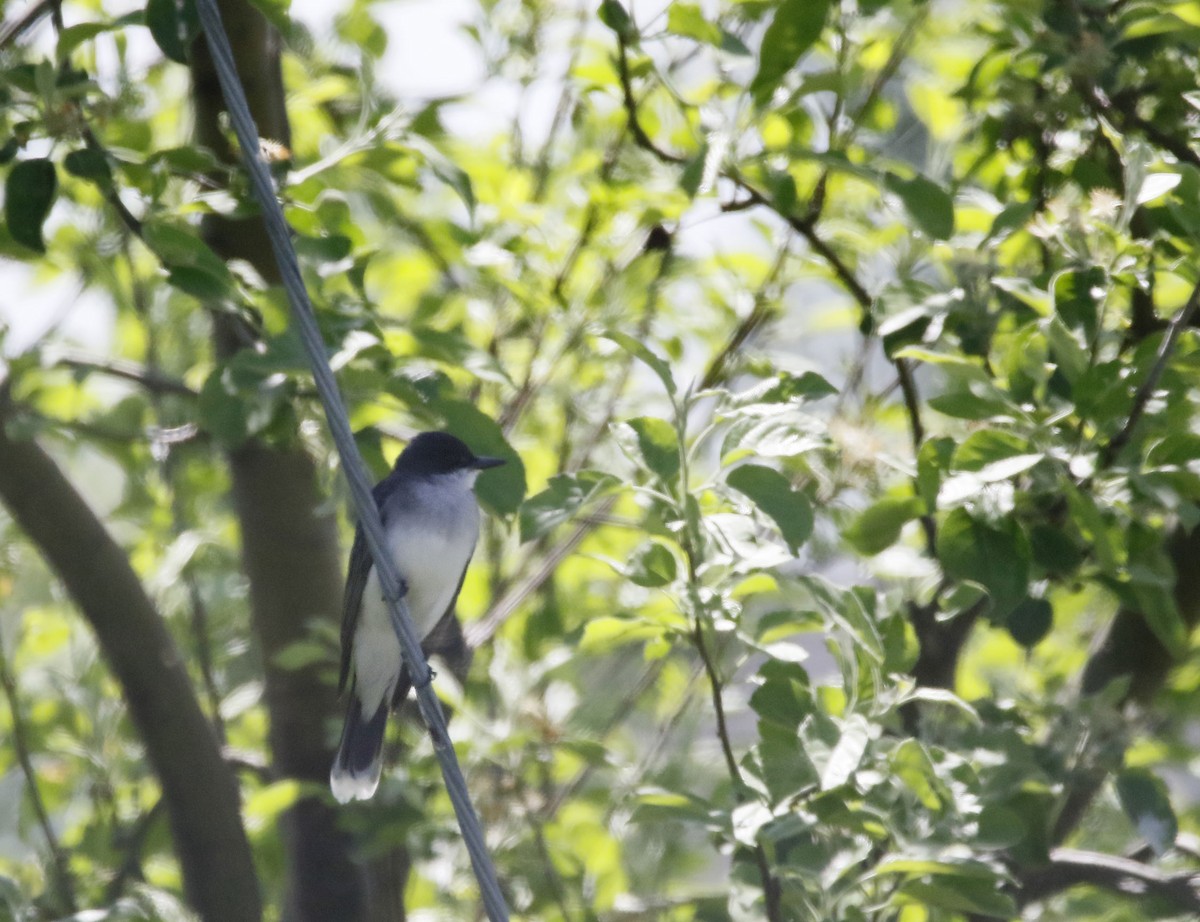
left=0, top=421, right=262, bottom=922
left=190, top=3, right=372, bottom=919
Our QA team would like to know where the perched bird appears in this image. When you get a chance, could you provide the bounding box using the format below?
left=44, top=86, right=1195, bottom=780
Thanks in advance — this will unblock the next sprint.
left=330, top=431, right=504, bottom=803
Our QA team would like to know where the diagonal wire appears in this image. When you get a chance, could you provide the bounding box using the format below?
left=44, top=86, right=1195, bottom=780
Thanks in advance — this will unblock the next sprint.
left=192, top=2, right=509, bottom=918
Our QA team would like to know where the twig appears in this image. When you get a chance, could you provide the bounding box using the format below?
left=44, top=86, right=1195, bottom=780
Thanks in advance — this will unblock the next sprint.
left=615, top=33, right=685, bottom=165
left=530, top=1, right=590, bottom=200
left=53, top=352, right=196, bottom=397
left=0, top=631, right=77, bottom=915
left=679, top=520, right=782, bottom=921
left=1101, top=277, right=1200, bottom=466
left=465, top=497, right=616, bottom=650
left=700, top=237, right=791, bottom=390
left=105, top=799, right=166, bottom=902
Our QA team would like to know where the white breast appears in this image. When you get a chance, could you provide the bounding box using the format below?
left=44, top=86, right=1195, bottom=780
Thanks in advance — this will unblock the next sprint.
left=352, top=473, right=480, bottom=715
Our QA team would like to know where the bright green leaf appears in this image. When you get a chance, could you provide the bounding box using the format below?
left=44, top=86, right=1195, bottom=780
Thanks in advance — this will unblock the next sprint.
left=844, top=496, right=924, bottom=556
left=750, top=0, right=829, bottom=106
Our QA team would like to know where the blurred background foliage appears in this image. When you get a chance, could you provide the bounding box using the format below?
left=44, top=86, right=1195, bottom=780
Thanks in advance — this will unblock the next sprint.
left=2, top=0, right=1200, bottom=919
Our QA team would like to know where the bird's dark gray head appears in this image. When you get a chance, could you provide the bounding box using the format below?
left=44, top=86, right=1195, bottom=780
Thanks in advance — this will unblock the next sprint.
left=394, top=431, right=505, bottom=477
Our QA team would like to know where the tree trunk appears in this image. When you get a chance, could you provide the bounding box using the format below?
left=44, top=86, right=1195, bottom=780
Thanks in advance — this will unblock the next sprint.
left=190, top=3, right=371, bottom=919
left=0, top=422, right=262, bottom=922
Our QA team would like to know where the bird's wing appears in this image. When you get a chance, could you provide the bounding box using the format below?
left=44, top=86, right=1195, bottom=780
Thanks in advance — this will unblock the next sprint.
left=338, top=473, right=406, bottom=695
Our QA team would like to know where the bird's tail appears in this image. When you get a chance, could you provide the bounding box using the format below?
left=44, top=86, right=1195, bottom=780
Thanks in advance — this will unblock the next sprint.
left=330, top=695, right=388, bottom=803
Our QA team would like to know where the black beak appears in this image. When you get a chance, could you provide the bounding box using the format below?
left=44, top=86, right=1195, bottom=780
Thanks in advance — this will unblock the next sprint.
left=472, top=455, right=506, bottom=470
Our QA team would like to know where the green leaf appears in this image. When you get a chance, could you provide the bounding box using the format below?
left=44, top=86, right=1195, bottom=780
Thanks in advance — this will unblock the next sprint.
left=758, top=720, right=819, bottom=804
left=274, top=639, right=333, bottom=671
left=667, top=4, right=721, bottom=46
left=916, top=437, right=954, bottom=510
left=735, top=371, right=837, bottom=404
left=245, top=0, right=292, bottom=33
left=936, top=509, right=1030, bottom=619
left=884, top=172, right=955, bottom=240
left=5, top=158, right=57, bottom=253
left=952, top=429, right=1029, bottom=471
left=604, top=331, right=677, bottom=398
left=622, top=416, right=680, bottom=483
left=630, top=788, right=712, bottom=824
left=626, top=540, right=677, bottom=587
left=1115, top=768, right=1177, bottom=855
left=198, top=367, right=250, bottom=448
left=891, top=739, right=944, bottom=810
left=434, top=399, right=526, bottom=516
left=726, top=464, right=813, bottom=554
left=819, top=714, right=870, bottom=790
left=411, top=137, right=475, bottom=217
left=145, top=0, right=200, bottom=65
left=1044, top=316, right=1090, bottom=385
left=519, top=471, right=619, bottom=543
left=927, top=388, right=1012, bottom=420
left=598, top=0, right=635, bottom=40
left=143, top=222, right=232, bottom=280
left=580, top=616, right=660, bottom=653
left=976, top=805, right=1026, bottom=850
left=1053, top=266, right=1106, bottom=338
left=897, top=878, right=1016, bottom=918
left=750, top=0, right=829, bottom=106
left=750, top=659, right=813, bottom=729
left=985, top=200, right=1036, bottom=241
left=993, top=276, right=1052, bottom=315
left=57, top=22, right=117, bottom=62
left=144, top=222, right=236, bottom=300
left=1006, top=597, right=1052, bottom=648
left=166, top=266, right=234, bottom=300
left=64, top=148, right=113, bottom=188
left=1030, top=525, right=1084, bottom=576
left=843, top=496, right=924, bottom=556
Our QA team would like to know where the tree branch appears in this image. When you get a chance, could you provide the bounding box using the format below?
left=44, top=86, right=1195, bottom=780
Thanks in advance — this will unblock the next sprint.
left=53, top=350, right=196, bottom=398
left=0, top=0, right=54, bottom=53
left=1100, top=277, right=1200, bottom=467
left=615, top=33, right=685, bottom=165
left=1019, top=847, right=1200, bottom=913
left=0, top=417, right=261, bottom=922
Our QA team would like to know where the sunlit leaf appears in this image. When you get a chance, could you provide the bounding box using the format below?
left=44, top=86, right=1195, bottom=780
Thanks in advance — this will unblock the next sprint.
left=750, top=0, right=830, bottom=105
left=726, top=464, right=812, bottom=553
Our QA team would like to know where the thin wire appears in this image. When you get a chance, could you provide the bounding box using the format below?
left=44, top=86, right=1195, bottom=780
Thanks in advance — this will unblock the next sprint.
left=192, top=3, right=510, bottom=917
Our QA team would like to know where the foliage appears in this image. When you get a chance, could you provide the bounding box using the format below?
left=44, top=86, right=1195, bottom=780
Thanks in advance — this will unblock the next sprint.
left=2, top=0, right=1200, bottom=920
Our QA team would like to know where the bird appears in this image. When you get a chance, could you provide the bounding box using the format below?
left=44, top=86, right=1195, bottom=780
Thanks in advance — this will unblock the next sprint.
left=330, top=431, right=504, bottom=803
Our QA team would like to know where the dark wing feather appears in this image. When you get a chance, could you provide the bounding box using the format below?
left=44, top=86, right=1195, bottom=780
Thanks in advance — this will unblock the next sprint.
left=337, top=472, right=409, bottom=695
left=337, top=525, right=372, bottom=694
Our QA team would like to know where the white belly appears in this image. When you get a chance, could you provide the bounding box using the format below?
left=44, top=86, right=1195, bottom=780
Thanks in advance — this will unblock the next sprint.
left=352, top=502, right=478, bottom=714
